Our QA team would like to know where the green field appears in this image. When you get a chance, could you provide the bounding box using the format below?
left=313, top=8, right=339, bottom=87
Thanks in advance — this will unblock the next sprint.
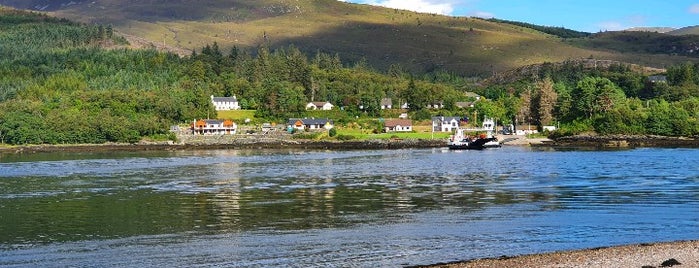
left=216, top=110, right=256, bottom=121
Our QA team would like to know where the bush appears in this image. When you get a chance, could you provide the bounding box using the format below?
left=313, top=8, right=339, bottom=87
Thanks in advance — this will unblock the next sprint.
left=336, top=134, right=356, bottom=141
left=328, top=127, right=337, bottom=137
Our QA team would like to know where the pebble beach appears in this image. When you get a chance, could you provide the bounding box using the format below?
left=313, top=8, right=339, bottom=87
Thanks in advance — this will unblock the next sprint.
left=425, top=240, right=699, bottom=268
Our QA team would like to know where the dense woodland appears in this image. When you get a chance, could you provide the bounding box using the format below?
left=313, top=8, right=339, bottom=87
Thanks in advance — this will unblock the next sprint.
left=0, top=9, right=697, bottom=145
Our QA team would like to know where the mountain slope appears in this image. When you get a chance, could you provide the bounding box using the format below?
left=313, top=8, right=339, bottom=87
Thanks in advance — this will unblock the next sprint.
left=669, top=26, right=699, bottom=36
left=0, top=0, right=695, bottom=76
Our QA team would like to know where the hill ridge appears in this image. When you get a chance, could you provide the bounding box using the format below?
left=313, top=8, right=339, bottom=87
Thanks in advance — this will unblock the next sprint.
left=0, top=0, right=696, bottom=76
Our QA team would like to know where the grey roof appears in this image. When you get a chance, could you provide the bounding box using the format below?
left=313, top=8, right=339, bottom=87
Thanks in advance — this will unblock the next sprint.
left=432, top=116, right=460, bottom=122
left=380, top=98, right=393, bottom=106
left=212, top=96, right=237, bottom=102
left=455, top=102, right=474, bottom=108
left=204, top=119, right=223, bottom=124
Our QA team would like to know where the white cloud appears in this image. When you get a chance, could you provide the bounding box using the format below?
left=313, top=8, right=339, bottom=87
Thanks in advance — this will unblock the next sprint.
left=347, top=0, right=456, bottom=15
left=690, top=4, right=699, bottom=14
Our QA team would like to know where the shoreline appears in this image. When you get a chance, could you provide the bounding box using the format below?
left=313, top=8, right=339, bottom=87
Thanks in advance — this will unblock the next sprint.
left=419, top=240, right=699, bottom=268
left=0, top=138, right=447, bottom=154
left=1, top=134, right=698, bottom=154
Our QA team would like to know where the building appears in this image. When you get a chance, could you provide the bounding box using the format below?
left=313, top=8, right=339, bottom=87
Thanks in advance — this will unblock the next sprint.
left=432, top=116, right=461, bottom=132
left=455, top=102, right=475, bottom=109
left=306, top=101, right=334, bottom=110
left=192, top=119, right=237, bottom=135
left=464, top=92, right=481, bottom=100
left=384, top=119, right=413, bottom=132
left=380, top=98, right=393, bottom=109
left=648, top=75, right=667, bottom=83
left=427, top=101, right=444, bottom=109
left=288, top=118, right=334, bottom=131
left=211, top=95, right=240, bottom=111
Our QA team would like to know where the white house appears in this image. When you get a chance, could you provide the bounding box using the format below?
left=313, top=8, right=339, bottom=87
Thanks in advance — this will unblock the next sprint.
left=211, top=95, right=240, bottom=111
left=432, top=116, right=461, bottom=132
left=306, top=101, right=334, bottom=110
left=384, top=119, right=413, bottom=132
left=192, top=119, right=237, bottom=135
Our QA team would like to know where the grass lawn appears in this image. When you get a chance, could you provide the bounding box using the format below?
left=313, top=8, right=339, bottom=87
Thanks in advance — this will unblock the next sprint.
left=216, top=110, right=256, bottom=121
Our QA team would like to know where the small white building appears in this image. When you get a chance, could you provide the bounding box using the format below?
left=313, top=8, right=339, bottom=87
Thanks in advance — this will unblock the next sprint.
left=306, top=101, right=334, bottom=111
left=211, top=95, right=240, bottom=111
left=384, top=119, right=413, bottom=132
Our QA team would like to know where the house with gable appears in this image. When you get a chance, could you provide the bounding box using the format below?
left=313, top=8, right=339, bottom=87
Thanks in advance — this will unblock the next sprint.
left=432, top=116, right=461, bottom=132
left=380, top=98, right=393, bottom=109
left=211, top=95, right=240, bottom=111
left=455, top=101, right=475, bottom=109
left=306, top=101, right=334, bottom=110
left=192, top=119, right=237, bottom=135
left=384, top=119, right=413, bottom=132
left=288, top=118, right=334, bottom=131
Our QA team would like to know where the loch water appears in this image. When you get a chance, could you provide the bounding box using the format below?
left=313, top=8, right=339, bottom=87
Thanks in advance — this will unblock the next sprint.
left=1, top=147, right=698, bottom=267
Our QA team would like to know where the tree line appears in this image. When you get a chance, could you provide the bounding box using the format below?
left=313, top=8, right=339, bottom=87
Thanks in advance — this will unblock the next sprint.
left=475, top=61, right=699, bottom=137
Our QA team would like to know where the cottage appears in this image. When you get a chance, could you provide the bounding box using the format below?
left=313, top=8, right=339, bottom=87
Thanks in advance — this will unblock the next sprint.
left=192, top=119, right=237, bottom=135
left=380, top=98, right=393, bottom=109
left=288, top=118, right=334, bottom=131
left=306, top=101, right=334, bottom=110
left=211, top=95, right=240, bottom=111
left=384, top=119, right=413, bottom=132
left=455, top=102, right=475, bottom=109
left=432, top=116, right=461, bottom=132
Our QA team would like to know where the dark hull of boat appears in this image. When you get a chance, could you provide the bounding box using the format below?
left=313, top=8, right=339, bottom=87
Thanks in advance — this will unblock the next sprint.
left=447, top=137, right=498, bottom=150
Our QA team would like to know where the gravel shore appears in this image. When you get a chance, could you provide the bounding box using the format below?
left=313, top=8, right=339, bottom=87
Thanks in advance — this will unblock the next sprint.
left=424, top=240, right=699, bottom=268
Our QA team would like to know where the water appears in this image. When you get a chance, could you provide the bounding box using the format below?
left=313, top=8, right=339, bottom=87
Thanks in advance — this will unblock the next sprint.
left=0, top=147, right=698, bottom=267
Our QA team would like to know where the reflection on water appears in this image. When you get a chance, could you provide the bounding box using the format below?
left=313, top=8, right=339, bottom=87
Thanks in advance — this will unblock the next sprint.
left=0, top=147, right=698, bottom=267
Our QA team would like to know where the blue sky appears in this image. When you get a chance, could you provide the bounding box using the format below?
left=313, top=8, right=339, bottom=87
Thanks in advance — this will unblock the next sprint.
left=338, top=0, right=699, bottom=32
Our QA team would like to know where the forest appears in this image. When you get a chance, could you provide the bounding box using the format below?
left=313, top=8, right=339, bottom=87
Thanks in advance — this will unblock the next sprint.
left=0, top=8, right=697, bottom=145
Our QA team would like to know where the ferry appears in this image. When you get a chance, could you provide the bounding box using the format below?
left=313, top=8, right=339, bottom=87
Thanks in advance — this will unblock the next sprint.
left=447, top=117, right=501, bottom=150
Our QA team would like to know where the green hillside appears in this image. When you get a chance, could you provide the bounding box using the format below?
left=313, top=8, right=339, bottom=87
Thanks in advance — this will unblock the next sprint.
left=669, top=26, right=699, bottom=36
left=1, top=0, right=694, bottom=76
left=571, top=31, right=699, bottom=58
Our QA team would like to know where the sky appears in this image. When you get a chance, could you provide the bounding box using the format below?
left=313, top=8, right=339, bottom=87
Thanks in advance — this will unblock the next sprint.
left=337, top=0, right=699, bottom=32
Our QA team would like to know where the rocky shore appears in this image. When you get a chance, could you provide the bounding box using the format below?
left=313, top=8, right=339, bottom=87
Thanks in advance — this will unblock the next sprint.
left=2, top=134, right=697, bottom=154
left=550, top=134, right=699, bottom=148
left=0, top=137, right=447, bottom=154
left=421, top=240, right=699, bottom=268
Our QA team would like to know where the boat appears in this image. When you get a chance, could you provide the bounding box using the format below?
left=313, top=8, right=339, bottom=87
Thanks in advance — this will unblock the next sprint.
left=447, top=117, right=501, bottom=150
left=448, top=128, right=498, bottom=150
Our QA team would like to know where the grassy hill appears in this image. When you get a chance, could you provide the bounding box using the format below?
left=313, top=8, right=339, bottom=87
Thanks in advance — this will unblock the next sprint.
left=669, top=26, right=699, bottom=36
left=570, top=31, right=699, bottom=58
left=0, top=0, right=696, bottom=76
